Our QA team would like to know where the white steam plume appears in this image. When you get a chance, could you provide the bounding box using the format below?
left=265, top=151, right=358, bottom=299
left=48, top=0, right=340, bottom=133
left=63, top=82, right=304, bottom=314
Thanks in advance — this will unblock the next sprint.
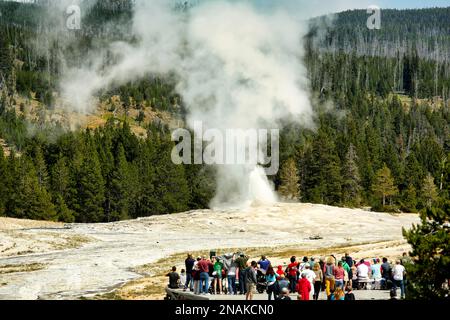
left=61, top=0, right=315, bottom=208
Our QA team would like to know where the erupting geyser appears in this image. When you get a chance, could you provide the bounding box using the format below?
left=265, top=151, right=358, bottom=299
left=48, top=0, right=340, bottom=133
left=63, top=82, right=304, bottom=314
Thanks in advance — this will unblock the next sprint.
left=62, top=0, right=314, bottom=209
left=211, top=165, right=278, bottom=210
left=248, top=166, right=278, bottom=205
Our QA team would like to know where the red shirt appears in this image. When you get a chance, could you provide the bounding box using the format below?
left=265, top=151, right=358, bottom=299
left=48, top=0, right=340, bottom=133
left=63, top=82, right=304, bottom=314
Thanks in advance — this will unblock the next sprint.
left=197, top=260, right=209, bottom=273
left=287, top=262, right=299, bottom=277
left=276, top=266, right=285, bottom=277
left=296, top=278, right=311, bottom=301
left=334, top=267, right=345, bottom=280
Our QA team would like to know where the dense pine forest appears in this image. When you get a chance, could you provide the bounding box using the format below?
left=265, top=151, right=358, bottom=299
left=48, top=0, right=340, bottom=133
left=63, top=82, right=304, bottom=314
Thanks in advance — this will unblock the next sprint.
left=0, top=1, right=449, bottom=225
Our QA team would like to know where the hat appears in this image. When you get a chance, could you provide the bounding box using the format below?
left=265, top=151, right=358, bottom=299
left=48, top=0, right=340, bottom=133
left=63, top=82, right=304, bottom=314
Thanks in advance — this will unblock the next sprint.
left=281, top=288, right=289, bottom=294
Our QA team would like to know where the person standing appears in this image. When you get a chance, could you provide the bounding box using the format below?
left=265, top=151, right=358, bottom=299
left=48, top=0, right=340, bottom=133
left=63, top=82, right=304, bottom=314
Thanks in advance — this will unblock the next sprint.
left=236, top=253, right=249, bottom=295
left=245, top=261, right=258, bottom=301
left=313, top=263, right=323, bottom=300
left=227, top=258, right=238, bottom=295
left=334, top=261, right=346, bottom=290
left=340, top=256, right=350, bottom=271
left=299, top=257, right=309, bottom=273
left=345, top=254, right=354, bottom=287
left=381, top=257, right=392, bottom=289
left=193, top=257, right=201, bottom=294
left=287, top=256, right=299, bottom=293
left=392, top=260, right=406, bottom=299
left=276, top=265, right=285, bottom=278
left=357, top=259, right=370, bottom=289
left=351, top=262, right=358, bottom=289
left=296, top=274, right=312, bottom=301
left=400, top=252, right=411, bottom=289
left=324, top=257, right=336, bottom=298
left=213, top=257, right=224, bottom=294
left=184, top=254, right=195, bottom=292
left=266, top=265, right=277, bottom=301
left=301, top=264, right=316, bottom=300
left=389, top=288, right=398, bottom=300
left=274, top=274, right=290, bottom=299
left=345, top=253, right=353, bottom=266
left=180, top=269, right=187, bottom=289
left=309, top=257, right=316, bottom=269
left=401, top=252, right=412, bottom=266
left=197, top=256, right=210, bottom=295
left=319, top=258, right=326, bottom=291
left=258, top=255, right=271, bottom=275
left=371, top=258, right=382, bottom=289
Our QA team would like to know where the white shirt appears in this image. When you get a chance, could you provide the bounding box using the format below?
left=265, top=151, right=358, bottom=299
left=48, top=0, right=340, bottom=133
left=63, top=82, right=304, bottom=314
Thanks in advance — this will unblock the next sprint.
left=180, top=274, right=186, bottom=286
left=393, top=264, right=405, bottom=281
left=301, top=269, right=316, bottom=284
left=357, top=264, right=369, bottom=278
left=301, top=269, right=316, bottom=295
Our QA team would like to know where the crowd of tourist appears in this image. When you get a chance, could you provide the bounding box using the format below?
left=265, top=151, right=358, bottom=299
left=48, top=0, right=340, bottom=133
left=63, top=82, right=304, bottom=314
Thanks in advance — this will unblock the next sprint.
left=166, top=251, right=410, bottom=300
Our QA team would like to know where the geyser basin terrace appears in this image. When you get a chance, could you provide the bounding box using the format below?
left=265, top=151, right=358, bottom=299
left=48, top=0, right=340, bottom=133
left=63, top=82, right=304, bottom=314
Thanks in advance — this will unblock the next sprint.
left=0, top=203, right=418, bottom=300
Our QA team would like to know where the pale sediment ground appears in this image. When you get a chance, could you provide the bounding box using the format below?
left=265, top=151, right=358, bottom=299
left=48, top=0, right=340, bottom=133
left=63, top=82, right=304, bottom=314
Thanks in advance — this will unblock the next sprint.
left=0, top=218, right=93, bottom=257
left=0, top=203, right=419, bottom=300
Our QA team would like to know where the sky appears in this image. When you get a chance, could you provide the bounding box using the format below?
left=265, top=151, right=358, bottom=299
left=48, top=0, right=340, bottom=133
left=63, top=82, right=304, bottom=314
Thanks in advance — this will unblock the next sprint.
left=7, top=0, right=450, bottom=10
left=375, top=0, right=450, bottom=9
left=246, top=0, right=450, bottom=15
left=6, top=0, right=450, bottom=18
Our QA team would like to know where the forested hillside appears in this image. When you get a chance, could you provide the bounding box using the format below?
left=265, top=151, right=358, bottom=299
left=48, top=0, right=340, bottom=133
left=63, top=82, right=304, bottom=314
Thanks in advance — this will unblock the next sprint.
left=309, top=8, right=450, bottom=99
left=314, top=8, right=450, bottom=60
left=0, top=1, right=449, bottom=223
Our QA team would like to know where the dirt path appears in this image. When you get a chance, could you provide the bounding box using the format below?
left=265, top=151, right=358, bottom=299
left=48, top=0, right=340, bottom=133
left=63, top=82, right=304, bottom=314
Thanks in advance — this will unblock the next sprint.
left=0, top=203, right=419, bottom=300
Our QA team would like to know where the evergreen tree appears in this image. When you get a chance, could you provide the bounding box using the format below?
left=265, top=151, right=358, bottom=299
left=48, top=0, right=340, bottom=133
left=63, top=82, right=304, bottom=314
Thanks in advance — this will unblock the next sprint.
left=304, top=129, right=342, bottom=206
left=96, top=128, right=115, bottom=221
left=421, top=173, right=439, bottom=209
left=54, top=194, right=75, bottom=223
left=75, top=143, right=105, bottom=223
left=403, top=153, right=424, bottom=191
left=109, top=144, right=132, bottom=221
left=403, top=202, right=450, bottom=299
left=134, top=140, right=157, bottom=217
left=185, top=164, right=216, bottom=210
left=0, top=147, right=6, bottom=216
left=12, top=156, right=56, bottom=221
left=152, top=137, right=190, bottom=214
left=400, top=184, right=418, bottom=213
left=278, top=158, right=300, bottom=201
left=34, top=146, right=49, bottom=189
left=372, top=164, right=398, bottom=208
left=51, top=156, right=70, bottom=200
left=342, top=144, right=362, bottom=206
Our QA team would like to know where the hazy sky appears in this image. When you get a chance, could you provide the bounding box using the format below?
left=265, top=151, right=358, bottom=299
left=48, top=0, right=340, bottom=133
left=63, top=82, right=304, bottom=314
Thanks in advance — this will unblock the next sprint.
left=375, top=0, right=450, bottom=9
left=211, top=0, right=450, bottom=18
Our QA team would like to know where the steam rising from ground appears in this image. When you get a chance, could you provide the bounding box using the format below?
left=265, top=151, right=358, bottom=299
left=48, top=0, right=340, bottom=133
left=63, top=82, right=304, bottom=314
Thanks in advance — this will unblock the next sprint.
left=61, top=0, right=315, bottom=208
